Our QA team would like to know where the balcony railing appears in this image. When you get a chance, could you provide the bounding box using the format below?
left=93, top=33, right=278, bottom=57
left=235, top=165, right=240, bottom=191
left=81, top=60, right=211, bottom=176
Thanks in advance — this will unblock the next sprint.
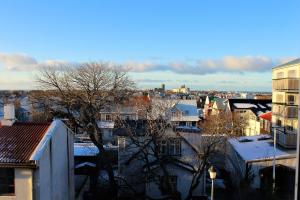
left=273, top=79, right=299, bottom=91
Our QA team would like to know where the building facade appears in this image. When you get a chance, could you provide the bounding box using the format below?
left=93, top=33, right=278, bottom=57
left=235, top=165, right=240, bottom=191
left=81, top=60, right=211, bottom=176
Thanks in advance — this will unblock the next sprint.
left=272, top=59, right=300, bottom=148
left=0, top=107, right=74, bottom=200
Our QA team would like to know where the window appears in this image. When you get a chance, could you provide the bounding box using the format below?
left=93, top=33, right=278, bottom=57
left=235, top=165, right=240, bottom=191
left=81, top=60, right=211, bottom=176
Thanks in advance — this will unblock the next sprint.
left=106, top=114, right=111, bottom=121
left=288, top=70, right=297, bottom=78
left=276, top=72, right=284, bottom=79
left=186, top=122, right=192, bottom=127
left=0, top=168, right=14, bottom=196
left=159, top=138, right=181, bottom=156
left=287, top=95, right=295, bottom=105
left=276, top=119, right=282, bottom=127
left=276, top=94, right=283, bottom=103
left=160, top=176, right=177, bottom=194
left=286, top=125, right=294, bottom=131
left=286, top=107, right=298, bottom=118
left=159, top=140, right=168, bottom=155
left=172, top=111, right=181, bottom=118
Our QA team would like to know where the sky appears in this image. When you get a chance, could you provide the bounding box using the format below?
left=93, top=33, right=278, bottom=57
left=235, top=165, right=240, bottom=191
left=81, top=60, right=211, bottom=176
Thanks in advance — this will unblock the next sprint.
left=0, top=0, right=299, bottom=91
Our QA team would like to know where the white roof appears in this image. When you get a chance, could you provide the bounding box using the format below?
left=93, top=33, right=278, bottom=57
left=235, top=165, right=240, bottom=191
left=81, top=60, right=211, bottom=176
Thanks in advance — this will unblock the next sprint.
left=74, top=143, right=99, bottom=156
left=172, top=100, right=199, bottom=122
left=97, top=121, right=115, bottom=129
left=233, top=103, right=257, bottom=109
left=229, top=135, right=296, bottom=162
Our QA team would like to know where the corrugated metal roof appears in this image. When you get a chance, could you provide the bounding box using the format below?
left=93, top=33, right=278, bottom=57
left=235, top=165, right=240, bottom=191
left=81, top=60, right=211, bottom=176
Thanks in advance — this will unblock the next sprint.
left=0, top=122, right=50, bottom=165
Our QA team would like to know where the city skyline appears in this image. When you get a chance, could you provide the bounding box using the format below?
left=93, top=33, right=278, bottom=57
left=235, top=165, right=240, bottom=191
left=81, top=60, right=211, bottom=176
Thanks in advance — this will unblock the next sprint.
left=0, top=0, right=300, bottom=91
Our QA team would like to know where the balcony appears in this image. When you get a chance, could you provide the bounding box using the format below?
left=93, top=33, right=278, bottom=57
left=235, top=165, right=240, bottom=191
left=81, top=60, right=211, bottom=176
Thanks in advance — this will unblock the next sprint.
left=276, top=131, right=297, bottom=149
left=272, top=78, right=299, bottom=91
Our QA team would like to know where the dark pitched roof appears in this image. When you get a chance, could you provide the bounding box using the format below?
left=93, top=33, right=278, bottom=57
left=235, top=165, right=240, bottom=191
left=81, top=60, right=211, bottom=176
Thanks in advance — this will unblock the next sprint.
left=228, top=99, right=272, bottom=117
left=0, top=122, right=51, bottom=165
left=273, top=58, right=300, bottom=69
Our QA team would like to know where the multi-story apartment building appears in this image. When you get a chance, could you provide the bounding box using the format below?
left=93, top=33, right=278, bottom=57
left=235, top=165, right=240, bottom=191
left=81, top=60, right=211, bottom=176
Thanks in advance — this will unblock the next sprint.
left=272, top=58, right=300, bottom=148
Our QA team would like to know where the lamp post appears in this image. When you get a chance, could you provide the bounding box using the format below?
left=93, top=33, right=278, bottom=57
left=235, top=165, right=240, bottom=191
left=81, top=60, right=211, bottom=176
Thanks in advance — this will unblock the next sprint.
left=272, top=127, right=277, bottom=193
left=208, top=166, right=217, bottom=200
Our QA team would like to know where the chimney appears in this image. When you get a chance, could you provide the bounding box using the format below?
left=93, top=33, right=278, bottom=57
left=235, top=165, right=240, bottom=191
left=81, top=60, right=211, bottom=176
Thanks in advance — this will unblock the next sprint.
left=1, top=104, right=16, bottom=126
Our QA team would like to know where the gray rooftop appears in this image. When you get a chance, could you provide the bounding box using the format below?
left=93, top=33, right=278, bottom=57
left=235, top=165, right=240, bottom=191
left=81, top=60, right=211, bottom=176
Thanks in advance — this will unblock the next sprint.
left=273, top=58, right=300, bottom=69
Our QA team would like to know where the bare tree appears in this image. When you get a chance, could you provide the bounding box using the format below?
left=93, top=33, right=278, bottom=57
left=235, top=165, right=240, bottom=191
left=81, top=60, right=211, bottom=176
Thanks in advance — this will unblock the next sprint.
left=34, top=62, right=135, bottom=199
left=117, top=100, right=244, bottom=200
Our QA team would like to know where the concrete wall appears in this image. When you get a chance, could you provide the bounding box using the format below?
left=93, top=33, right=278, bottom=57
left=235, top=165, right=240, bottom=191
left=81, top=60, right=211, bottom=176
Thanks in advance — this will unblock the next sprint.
left=33, top=121, right=74, bottom=200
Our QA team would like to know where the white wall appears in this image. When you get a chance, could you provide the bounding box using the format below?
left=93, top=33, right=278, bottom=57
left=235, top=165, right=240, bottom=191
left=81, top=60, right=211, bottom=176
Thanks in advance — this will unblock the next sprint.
left=33, top=121, right=74, bottom=200
left=0, top=169, right=33, bottom=200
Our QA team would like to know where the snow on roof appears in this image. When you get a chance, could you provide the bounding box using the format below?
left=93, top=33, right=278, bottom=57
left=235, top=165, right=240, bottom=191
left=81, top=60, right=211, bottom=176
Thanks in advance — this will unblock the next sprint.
left=258, top=104, right=266, bottom=109
left=75, top=162, right=96, bottom=169
left=233, top=103, right=257, bottom=109
left=172, top=100, right=199, bottom=122
left=229, top=135, right=296, bottom=162
left=97, top=121, right=115, bottom=129
left=74, top=143, right=99, bottom=156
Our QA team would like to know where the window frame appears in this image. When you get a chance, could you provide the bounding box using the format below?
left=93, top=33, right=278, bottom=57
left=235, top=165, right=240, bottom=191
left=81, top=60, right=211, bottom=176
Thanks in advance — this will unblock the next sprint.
left=0, top=168, right=15, bottom=196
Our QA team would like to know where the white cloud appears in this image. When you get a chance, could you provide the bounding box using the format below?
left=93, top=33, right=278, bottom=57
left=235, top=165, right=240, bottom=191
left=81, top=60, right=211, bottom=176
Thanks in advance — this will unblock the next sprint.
left=0, top=53, right=68, bottom=71
left=125, top=56, right=291, bottom=74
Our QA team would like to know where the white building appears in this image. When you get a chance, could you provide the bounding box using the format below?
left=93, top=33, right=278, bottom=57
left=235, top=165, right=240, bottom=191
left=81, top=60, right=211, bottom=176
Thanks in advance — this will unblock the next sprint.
left=169, top=100, right=200, bottom=129
left=0, top=107, right=74, bottom=200
left=226, top=135, right=296, bottom=193
left=118, top=129, right=206, bottom=199
left=225, top=99, right=272, bottom=136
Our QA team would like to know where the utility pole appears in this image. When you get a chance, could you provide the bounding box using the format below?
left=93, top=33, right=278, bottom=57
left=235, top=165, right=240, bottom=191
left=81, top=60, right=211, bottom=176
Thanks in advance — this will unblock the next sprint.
left=273, top=127, right=277, bottom=193
left=294, top=79, right=300, bottom=200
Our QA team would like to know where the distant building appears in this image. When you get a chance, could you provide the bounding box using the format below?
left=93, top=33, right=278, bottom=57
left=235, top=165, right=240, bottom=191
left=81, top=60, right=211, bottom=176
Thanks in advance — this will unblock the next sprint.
left=240, top=93, right=254, bottom=99
left=169, top=99, right=201, bottom=132
left=0, top=107, right=74, bottom=200
left=118, top=129, right=207, bottom=199
left=171, top=85, right=190, bottom=94
left=272, top=58, right=300, bottom=148
left=225, top=99, right=272, bottom=136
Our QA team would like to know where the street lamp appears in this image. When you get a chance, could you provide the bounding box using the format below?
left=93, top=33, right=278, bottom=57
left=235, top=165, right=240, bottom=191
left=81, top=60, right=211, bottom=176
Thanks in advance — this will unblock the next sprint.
left=208, top=166, right=217, bottom=200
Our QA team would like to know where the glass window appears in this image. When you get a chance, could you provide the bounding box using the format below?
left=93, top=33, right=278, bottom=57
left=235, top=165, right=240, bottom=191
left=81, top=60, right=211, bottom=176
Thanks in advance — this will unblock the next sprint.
left=286, top=107, right=298, bottom=118
left=288, top=70, right=297, bottom=78
left=276, top=94, right=283, bottom=103
left=276, top=72, right=284, bottom=79
left=106, top=114, right=111, bottom=121
left=0, top=168, right=15, bottom=196
left=160, top=176, right=177, bottom=194
left=159, top=139, right=181, bottom=156
left=287, top=95, right=295, bottom=104
left=159, top=140, right=167, bottom=155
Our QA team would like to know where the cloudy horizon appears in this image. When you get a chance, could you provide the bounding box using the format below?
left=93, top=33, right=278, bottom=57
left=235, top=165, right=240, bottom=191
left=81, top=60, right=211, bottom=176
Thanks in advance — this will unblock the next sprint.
left=0, top=0, right=299, bottom=91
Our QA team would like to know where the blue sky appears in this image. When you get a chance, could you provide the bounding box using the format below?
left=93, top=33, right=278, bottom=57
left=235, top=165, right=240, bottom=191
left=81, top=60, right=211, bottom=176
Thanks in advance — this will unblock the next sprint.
left=0, top=0, right=299, bottom=91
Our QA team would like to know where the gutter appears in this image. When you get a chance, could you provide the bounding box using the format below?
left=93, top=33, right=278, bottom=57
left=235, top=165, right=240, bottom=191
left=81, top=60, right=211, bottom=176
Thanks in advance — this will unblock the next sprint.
left=245, top=154, right=297, bottom=164
left=0, top=161, right=37, bottom=169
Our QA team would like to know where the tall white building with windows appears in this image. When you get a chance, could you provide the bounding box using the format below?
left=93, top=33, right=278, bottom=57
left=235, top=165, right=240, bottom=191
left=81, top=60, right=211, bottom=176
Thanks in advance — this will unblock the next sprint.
left=272, top=58, right=300, bottom=148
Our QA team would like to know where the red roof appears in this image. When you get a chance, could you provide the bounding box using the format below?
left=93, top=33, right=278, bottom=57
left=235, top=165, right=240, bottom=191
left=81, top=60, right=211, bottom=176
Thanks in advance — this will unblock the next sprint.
left=0, top=122, right=51, bottom=165
left=259, top=112, right=272, bottom=122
